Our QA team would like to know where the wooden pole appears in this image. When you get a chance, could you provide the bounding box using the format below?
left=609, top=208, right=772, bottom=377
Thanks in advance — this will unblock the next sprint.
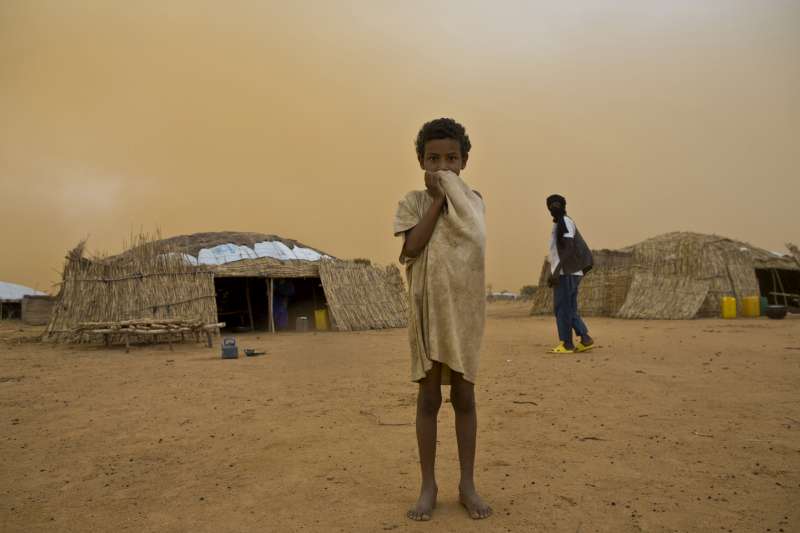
left=775, top=269, right=788, bottom=307
left=245, top=278, right=255, bottom=331
left=268, top=278, right=275, bottom=334
left=771, top=269, right=779, bottom=306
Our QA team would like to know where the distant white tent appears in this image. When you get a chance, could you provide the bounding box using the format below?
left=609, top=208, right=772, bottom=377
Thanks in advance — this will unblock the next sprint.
left=1, top=281, right=46, bottom=320
left=0, top=281, right=45, bottom=301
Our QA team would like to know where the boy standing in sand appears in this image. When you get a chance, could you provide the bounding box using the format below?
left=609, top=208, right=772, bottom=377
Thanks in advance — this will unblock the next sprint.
left=546, top=194, right=595, bottom=353
left=394, top=118, right=492, bottom=521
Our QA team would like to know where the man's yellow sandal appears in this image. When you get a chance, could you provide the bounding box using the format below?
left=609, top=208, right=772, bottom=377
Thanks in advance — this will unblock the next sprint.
left=550, top=342, right=575, bottom=354
left=575, top=342, right=595, bottom=353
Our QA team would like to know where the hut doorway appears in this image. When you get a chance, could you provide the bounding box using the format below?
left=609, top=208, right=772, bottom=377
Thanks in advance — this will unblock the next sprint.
left=214, top=277, right=329, bottom=332
left=755, top=268, right=800, bottom=310
left=214, top=277, right=269, bottom=331
left=271, top=278, right=328, bottom=332
left=0, top=301, right=21, bottom=320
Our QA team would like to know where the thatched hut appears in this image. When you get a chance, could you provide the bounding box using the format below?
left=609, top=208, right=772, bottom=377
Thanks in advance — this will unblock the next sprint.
left=45, top=232, right=407, bottom=342
left=0, top=281, right=46, bottom=320
left=530, top=232, right=800, bottom=319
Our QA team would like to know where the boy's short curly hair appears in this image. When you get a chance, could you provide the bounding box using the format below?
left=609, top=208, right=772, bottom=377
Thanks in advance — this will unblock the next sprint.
left=415, top=118, right=472, bottom=161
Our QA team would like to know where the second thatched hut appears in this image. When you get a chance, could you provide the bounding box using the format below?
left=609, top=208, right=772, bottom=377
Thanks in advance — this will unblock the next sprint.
left=530, top=232, right=800, bottom=319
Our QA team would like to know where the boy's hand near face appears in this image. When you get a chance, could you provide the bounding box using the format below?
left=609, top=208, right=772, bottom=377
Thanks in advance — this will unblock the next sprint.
left=425, top=171, right=446, bottom=200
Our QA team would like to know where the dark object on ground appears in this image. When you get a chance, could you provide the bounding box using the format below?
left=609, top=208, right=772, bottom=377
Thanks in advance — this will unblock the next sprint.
left=766, top=305, right=787, bottom=320
left=244, top=349, right=266, bottom=357
left=221, top=337, right=239, bottom=358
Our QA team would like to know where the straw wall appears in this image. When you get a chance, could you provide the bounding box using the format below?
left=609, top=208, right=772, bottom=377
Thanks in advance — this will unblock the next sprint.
left=529, top=250, right=634, bottom=316
left=616, top=273, right=709, bottom=319
left=318, top=261, right=408, bottom=331
left=21, top=295, right=55, bottom=326
left=45, top=239, right=217, bottom=341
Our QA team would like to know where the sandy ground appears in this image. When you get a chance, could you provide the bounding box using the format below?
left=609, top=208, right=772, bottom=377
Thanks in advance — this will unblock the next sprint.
left=1, top=302, right=798, bottom=533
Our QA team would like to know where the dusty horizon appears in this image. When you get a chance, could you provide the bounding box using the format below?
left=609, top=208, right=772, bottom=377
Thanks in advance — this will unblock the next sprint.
left=1, top=1, right=799, bottom=294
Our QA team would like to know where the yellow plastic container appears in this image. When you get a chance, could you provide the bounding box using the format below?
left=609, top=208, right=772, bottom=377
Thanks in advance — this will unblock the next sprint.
left=721, top=297, right=737, bottom=319
left=741, top=296, right=760, bottom=318
left=314, top=308, right=330, bottom=331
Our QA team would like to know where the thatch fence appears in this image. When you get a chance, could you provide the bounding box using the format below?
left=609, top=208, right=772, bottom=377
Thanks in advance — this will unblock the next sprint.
left=45, top=237, right=218, bottom=343
left=319, top=261, right=408, bottom=331
left=615, top=273, right=709, bottom=319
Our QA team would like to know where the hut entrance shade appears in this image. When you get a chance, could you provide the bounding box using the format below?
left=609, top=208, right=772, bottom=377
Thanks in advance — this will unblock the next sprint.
left=0, top=301, right=21, bottom=320
left=213, top=276, right=329, bottom=333
left=755, top=268, right=800, bottom=310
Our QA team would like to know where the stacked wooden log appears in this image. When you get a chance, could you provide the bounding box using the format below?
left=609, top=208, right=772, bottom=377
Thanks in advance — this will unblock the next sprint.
left=71, top=318, right=225, bottom=352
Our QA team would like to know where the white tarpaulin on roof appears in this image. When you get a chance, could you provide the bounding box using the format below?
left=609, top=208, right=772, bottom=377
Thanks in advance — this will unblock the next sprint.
left=0, top=281, right=45, bottom=301
left=184, top=241, right=329, bottom=266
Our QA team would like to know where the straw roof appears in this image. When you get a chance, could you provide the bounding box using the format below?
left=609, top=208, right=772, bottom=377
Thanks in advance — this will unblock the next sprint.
left=530, top=231, right=799, bottom=319
left=788, top=243, right=800, bottom=268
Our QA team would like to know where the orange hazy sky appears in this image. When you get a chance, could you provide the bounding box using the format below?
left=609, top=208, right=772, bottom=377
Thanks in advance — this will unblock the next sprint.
left=1, top=1, right=799, bottom=293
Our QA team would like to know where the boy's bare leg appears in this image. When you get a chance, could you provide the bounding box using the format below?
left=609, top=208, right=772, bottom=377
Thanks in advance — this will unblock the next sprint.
left=407, top=362, right=442, bottom=521
left=450, top=372, right=492, bottom=519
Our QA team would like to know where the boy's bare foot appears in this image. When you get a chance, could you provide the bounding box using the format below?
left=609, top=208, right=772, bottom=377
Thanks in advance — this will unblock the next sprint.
left=459, top=485, right=492, bottom=520
left=407, top=484, right=437, bottom=521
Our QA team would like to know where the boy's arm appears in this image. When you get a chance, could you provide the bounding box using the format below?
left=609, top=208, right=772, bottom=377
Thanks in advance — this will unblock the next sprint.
left=402, top=196, right=446, bottom=258
left=402, top=172, right=447, bottom=259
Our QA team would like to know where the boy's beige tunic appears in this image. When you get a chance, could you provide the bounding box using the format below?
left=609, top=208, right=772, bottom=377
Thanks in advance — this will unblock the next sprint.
left=393, top=171, right=486, bottom=384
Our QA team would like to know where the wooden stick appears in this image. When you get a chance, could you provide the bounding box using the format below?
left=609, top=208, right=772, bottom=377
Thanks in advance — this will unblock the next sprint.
left=132, top=329, right=171, bottom=335
left=246, top=278, right=254, bottom=331
left=268, top=278, right=275, bottom=334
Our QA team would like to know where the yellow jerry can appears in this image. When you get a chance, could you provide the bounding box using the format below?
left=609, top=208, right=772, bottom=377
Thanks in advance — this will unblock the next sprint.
left=741, top=296, right=760, bottom=318
left=314, top=308, right=330, bottom=331
left=721, top=296, right=737, bottom=319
